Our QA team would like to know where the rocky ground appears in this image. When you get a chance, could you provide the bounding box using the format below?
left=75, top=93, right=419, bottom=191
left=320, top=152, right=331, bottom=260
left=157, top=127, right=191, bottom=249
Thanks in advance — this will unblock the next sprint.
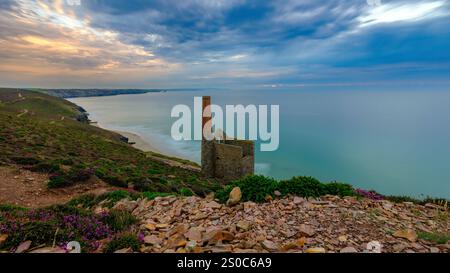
left=103, top=192, right=450, bottom=253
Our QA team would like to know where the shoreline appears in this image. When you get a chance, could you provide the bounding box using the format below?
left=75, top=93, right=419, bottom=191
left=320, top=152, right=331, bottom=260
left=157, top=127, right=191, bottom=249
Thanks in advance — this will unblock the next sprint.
left=90, top=121, right=161, bottom=153
left=90, top=120, right=186, bottom=160
left=116, top=130, right=162, bottom=154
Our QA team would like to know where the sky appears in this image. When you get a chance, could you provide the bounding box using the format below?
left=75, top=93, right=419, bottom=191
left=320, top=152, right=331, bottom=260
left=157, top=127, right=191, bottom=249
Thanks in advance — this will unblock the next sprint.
left=0, top=0, right=449, bottom=89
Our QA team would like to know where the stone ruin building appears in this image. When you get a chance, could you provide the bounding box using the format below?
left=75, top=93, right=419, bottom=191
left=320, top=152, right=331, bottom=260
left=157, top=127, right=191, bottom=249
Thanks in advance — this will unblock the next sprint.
left=200, top=96, right=254, bottom=179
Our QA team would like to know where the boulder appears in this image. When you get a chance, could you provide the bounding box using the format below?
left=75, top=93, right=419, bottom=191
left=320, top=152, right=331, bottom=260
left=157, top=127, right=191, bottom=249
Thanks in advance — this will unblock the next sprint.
left=112, top=199, right=138, bottom=212
left=226, top=187, right=242, bottom=206
left=393, top=229, right=417, bottom=242
left=15, top=241, right=32, bottom=253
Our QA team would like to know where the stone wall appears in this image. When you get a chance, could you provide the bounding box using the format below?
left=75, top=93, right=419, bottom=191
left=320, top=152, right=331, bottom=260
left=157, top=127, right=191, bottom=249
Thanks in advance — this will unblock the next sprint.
left=201, top=139, right=254, bottom=180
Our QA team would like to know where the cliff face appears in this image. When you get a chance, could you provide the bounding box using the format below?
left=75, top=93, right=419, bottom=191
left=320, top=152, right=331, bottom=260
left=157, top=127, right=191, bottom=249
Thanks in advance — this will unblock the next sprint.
left=36, top=89, right=163, bottom=98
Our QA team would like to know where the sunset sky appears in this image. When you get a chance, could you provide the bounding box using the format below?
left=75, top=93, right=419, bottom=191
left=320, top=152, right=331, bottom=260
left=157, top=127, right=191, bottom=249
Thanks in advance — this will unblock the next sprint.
left=0, top=0, right=449, bottom=89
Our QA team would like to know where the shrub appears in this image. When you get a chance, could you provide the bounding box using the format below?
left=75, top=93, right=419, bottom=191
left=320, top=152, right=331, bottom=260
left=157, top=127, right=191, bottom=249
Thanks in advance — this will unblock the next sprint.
left=216, top=175, right=278, bottom=203
left=104, top=233, right=140, bottom=253
left=66, top=194, right=97, bottom=208
left=127, top=176, right=152, bottom=192
left=1, top=221, right=56, bottom=250
left=47, top=172, right=71, bottom=188
left=278, top=176, right=325, bottom=197
left=11, top=156, right=40, bottom=165
left=29, top=161, right=60, bottom=173
left=324, top=182, right=357, bottom=197
left=216, top=175, right=358, bottom=203
left=103, top=209, right=137, bottom=231
left=96, top=172, right=128, bottom=188
left=47, top=165, right=93, bottom=188
left=0, top=204, right=115, bottom=252
left=67, top=165, right=93, bottom=182
left=179, top=187, right=194, bottom=197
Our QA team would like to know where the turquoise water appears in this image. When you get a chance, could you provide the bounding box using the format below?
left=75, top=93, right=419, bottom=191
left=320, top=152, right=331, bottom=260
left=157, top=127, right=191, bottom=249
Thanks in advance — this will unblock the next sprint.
left=70, top=89, right=450, bottom=198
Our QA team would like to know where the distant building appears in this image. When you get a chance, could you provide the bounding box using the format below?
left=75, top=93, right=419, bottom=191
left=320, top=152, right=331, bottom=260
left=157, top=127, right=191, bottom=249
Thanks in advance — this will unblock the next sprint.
left=201, top=96, right=254, bottom=179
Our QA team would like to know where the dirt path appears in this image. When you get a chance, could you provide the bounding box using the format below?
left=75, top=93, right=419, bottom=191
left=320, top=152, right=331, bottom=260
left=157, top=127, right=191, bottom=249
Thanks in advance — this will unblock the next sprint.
left=16, top=109, right=28, bottom=117
left=0, top=166, right=114, bottom=208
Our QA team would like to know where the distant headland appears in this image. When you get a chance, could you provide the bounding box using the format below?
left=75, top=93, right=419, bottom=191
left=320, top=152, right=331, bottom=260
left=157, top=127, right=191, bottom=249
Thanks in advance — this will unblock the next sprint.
left=31, top=88, right=203, bottom=98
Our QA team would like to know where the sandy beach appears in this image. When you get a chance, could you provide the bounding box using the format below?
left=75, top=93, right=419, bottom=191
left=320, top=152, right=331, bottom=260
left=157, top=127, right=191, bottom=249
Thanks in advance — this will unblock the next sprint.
left=115, top=130, right=163, bottom=154
left=90, top=121, right=163, bottom=154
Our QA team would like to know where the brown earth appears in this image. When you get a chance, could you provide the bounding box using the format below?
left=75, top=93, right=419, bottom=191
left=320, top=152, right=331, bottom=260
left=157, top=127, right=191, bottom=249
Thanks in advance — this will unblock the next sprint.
left=0, top=165, right=114, bottom=208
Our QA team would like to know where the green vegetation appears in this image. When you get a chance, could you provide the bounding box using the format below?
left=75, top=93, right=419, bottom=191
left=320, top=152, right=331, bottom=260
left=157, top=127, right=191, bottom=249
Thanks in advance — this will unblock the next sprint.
left=0, top=88, right=220, bottom=194
left=68, top=190, right=140, bottom=209
left=34, top=88, right=162, bottom=99
left=104, top=233, right=141, bottom=253
left=0, top=201, right=138, bottom=252
left=216, top=175, right=277, bottom=203
left=215, top=175, right=357, bottom=203
left=142, top=191, right=174, bottom=200
left=67, top=190, right=177, bottom=210
left=386, top=195, right=450, bottom=207
left=214, top=174, right=450, bottom=206
left=418, top=231, right=450, bottom=244
left=146, top=151, right=200, bottom=167
left=103, top=209, right=138, bottom=231
left=179, top=187, right=194, bottom=197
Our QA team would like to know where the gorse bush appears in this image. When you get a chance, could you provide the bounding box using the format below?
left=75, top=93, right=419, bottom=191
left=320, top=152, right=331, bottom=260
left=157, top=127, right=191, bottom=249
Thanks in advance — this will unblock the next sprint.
left=278, top=176, right=324, bottom=197
left=216, top=175, right=278, bottom=203
left=322, top=182, right=356, bottom=197
left=216, top=175, right=357, bottom=203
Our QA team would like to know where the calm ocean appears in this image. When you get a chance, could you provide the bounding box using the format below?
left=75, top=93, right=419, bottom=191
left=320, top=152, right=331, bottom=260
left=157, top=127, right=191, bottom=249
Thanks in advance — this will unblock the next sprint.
left=70, top=89, right=450, bottom=199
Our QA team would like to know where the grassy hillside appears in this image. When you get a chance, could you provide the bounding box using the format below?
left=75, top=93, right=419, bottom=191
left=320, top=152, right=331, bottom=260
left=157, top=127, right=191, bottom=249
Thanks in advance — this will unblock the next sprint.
left=0, top=88, right=221, bottom=195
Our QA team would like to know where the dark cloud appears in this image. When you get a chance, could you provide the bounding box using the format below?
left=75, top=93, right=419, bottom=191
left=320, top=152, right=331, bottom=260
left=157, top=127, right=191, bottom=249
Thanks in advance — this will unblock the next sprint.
left=1, top=0, right=450, bottom=88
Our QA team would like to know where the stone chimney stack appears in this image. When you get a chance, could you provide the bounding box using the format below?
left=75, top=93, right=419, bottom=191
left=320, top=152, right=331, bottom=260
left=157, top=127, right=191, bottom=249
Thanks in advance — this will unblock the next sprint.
left=200, top=96, right=255, bottom=180
left=201, top=96, right=215, bottom=177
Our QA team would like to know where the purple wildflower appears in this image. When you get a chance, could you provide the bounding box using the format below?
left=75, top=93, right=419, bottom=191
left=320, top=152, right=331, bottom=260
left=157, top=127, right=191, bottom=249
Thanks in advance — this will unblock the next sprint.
left=354, top=189, right=385, bottom=200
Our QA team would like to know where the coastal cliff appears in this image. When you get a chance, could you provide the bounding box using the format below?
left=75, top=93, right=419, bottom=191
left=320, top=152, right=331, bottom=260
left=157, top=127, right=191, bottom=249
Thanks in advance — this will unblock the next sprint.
left=0, top=88, right=449, bottom=253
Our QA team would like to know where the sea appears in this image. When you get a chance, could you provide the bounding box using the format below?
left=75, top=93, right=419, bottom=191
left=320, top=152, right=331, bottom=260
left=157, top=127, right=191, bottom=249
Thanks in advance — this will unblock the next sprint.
left=69, top=89, right=450, bottom=199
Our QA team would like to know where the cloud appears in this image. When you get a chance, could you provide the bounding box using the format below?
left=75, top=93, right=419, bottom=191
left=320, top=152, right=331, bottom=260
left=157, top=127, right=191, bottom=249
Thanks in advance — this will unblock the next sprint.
left=0, top=0, right=450, bottom=88
left=359, top=1, right=448, bottom=27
